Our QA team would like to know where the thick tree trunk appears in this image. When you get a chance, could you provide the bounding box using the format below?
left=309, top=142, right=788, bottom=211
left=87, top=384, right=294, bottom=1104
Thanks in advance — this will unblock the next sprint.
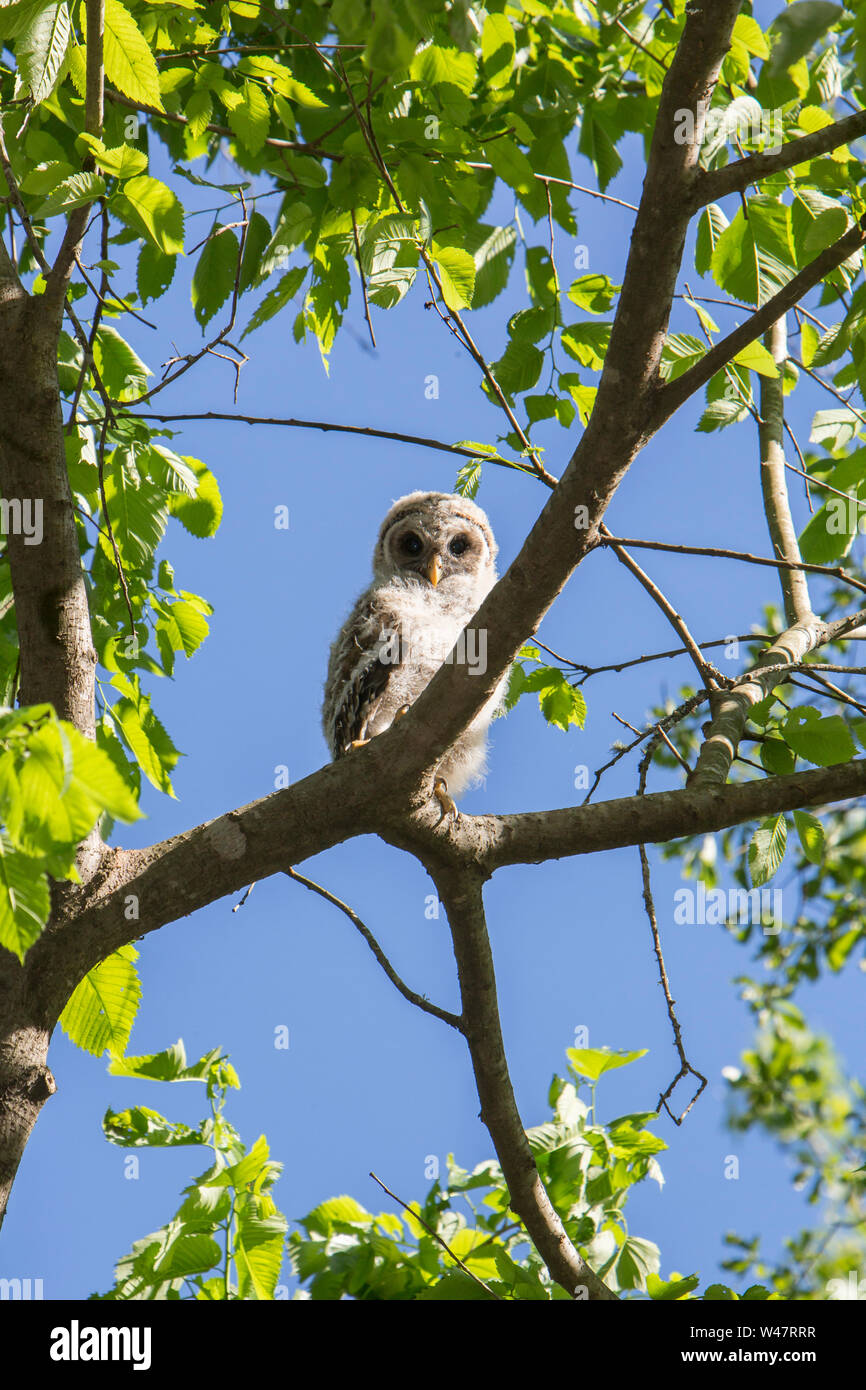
left=0, top=972, right=54, bottom=1233
left=0, top=294, right=96, bottom=737
left=0, top=285, right=96, bottom=1226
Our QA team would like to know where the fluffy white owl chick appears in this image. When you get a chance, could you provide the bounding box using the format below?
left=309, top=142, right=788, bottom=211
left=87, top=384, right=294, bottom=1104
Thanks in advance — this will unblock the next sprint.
left=322, top=491, right=505, bottom=810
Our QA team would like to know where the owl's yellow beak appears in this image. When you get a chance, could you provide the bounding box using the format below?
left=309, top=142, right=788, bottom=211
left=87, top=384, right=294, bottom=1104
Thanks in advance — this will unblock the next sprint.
left=425, top=553, right=443, bottom=587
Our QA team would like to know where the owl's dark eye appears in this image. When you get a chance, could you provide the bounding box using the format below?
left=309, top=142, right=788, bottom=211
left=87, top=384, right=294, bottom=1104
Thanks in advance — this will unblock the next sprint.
left=400, top=532, right=423, bottom=557
left=449, top=535, right=470, bottom=557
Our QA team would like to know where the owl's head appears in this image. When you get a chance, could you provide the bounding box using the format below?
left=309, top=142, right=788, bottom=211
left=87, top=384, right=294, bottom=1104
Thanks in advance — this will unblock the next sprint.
left=373, top=492, right=498, bottom=600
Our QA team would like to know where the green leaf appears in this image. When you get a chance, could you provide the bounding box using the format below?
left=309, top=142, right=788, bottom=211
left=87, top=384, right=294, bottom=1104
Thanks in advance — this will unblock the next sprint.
left=483, top=138, right=534, bottom=196
left=711, top=198, right=795, bottom=306
left=103, top=1106, right=204, bottom=1147
left=93, top=326, right=151, bottom=400
left=491, top=337, right=543, bottom=396
left=411, top=43, right=477, bottom=94
left=365, top=6, right=415, bottom=74
left=481, top=13, right=515, bottom=89
left=16, top=1, right=70, bottom=105
left=99, top=0, right=163, bottom=109
left=433, top=245, right=475, bottom=310
left=782, top=708, right=856, bottom=766
left=60, top=944, right=142, bottom=1057
left=454, top=460, right=482, bottom=499
left=112, top=691, right=181, bottom=796
left=361, top=214, right=419, bottom=310
left=114, top=175, right=185, bottom=255
left=766, top=2, right=843, bottom=78
left=108, top=1040, right=231, bottom=1083
left=567, top=274, right=619, bottom=315
left=242, top=264, right=306, bottom=337
left=238, top=209, right=271, bottom=292
left=77, top=134, right=148, bottom=180
left=695, top=204, right=729, bottom=278
left=0, top=834, right=50, bottom=961
left=613, top=1235, right=660, bottom=1291
left=647, top=1273, right=701, bottom=1301
left=227, top=80, right=270, bottom=156
left=826, top=926, right=861, bottom=972
left=561, top=322, right=611, bottom=371
left=235, top=1210, right=288, bottom=1300
left=792, top=809, right=825, bottom=864
left=137, top=242, right=176, bottom=304
left=463, top=224, right=516, bottom=309
left=167, top=457, right=222, bottom=538
left=538, top=676, right=586, bottom=732
left=566, top=1048, right=647, bottom=1082
left=803, top=206, right=849, bottom=254
left=61, top=720, right=141, bottom=823
left=184, top=83, right=213, bottom=140
left=732, top=340, right=780, bottom=377
left=32, top=170, right=106, bottom=218
left=760, top=737, right=796, bottom=776
left=749, top=814, right=788, bottom=886
left=192, top=224, right=239, bottom=329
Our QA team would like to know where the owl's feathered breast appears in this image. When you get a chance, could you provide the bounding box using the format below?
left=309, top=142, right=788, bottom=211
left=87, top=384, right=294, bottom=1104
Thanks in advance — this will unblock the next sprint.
left=322, top=577, right=474, bottom=758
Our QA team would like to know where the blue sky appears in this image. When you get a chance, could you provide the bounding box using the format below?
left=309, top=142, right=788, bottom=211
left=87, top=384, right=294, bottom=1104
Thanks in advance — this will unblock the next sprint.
left=2, top=6, right=864, bottom=1299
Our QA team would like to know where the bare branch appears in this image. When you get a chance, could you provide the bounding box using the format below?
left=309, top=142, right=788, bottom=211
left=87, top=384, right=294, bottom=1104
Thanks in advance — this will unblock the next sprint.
left=102, top=410, right=527, bottom=476
left=759, top=316, right=813, bottom=623
left=688, top=609, right=866, bottom=789
left=638, top=845, right=707, bottom=1124
left=285, top=868, right=462, bottom=1031
left=599, top=524, right=720, bottom=688
left=597, top=534, right=866, bottom=599
left=431, top=868, right=617, bottom=1301
left=368, top=1171, right=503, bottom=1299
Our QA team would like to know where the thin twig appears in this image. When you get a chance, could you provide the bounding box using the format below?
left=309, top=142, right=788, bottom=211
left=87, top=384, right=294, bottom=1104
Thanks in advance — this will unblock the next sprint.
left=285, top=869, right=463, bottom=1031
left=103, top=89, right=341, bottom=161
left=534, top=632, right=772, bottom=682
left=333, top=55, right=558, bottom=489
left=598, top=534, right=866, bottom=599
left=90, top=410, right=531, bottom=476
left=95, top=411, right=135, bottom=635
left=368, top=1171, right=503, bottom=1300
left=599, top=524, right=720, bottom=688
left=351, top=210, right=376, bottom=349
left=638, top=844, right=708, bottom=1124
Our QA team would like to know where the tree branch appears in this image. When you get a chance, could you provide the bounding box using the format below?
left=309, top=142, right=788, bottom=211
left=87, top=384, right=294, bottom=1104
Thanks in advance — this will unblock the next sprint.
left=758, top=315, right=813, bottom=624
left=115, top=411, right=522, bottom=473
left=462, top=757, right=866, bottom=873
left=688, top=609, right=866, bottom=789
left=431, top=868, right=617, bottom=1300
left=697, top=108, right=866, bottom=206
left=103, top=89, right=341, bottom=160
left=284, top=868, right=461, bottom=1031
left=599, top=524, right=720, bottom=687
left=597, top=534, right=866, bottom=598
left=652, top=217, right=866, bottom=426
left=45, top=0, right=105, bottom=304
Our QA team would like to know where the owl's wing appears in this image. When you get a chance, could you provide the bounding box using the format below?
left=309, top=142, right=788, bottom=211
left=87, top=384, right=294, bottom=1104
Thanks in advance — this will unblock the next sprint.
left=324, top=595, right=395, bottom=758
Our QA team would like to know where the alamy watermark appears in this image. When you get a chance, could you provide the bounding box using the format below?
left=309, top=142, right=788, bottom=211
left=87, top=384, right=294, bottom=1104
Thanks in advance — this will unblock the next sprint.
left=377, top=625, right=487, bottom=676
left=674, top=98, right=784, bottom=156
left=674, top=882, right=783, bottom=935
left=0, top=497, right=42, bottom=546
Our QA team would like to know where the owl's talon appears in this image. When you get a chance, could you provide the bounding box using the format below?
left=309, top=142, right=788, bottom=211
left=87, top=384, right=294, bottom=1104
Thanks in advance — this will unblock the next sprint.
left=347, top=737, right=371, bottom=751
left=395, top=704, right=412, bottom=719
left=434, top=776, right=460, bottom=824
